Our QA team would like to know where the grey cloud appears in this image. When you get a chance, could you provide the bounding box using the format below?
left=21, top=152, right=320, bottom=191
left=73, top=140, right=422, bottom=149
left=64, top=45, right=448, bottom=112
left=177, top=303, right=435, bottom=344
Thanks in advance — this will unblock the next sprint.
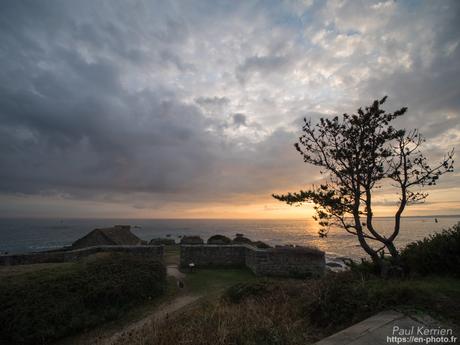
left=195, top=96, right=230, bottom=108
left=232, top=113, right=247, bottom=127
left=236, top=55, right=293, bottom=84
left=0, top=0, right=459, bottom=216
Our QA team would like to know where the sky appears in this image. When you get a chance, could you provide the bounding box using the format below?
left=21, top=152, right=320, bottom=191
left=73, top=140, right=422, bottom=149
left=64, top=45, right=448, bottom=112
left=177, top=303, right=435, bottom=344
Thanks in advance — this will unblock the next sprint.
left=0, top=0, right=459, bottom=219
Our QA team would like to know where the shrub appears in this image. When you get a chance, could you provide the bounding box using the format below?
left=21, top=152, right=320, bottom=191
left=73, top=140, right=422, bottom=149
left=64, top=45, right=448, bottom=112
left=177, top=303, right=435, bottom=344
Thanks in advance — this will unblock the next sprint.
left=252, top=241, right=272, bottom=249
left=302, top=272, right=373, bottom=328
left=400, top=222, right=460, bottom=276
left=0, top=254, right=166, bottom=345
left=150, top=238, right=176, bottom=245
left=232, top=235, right=252, bottom=244
left=207, top=234, right=232, bottom=245
left=180, top=235, right=204, bottom=244
left=223, top=281, right=272, bottom=303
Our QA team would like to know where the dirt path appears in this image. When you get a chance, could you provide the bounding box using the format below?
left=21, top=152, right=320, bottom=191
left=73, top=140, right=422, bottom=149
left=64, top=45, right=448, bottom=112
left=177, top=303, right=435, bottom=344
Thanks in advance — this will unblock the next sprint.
left=104, top=294, right=201, bottom=345
left=167, top=264, right=186, bottom=280
left=56, top=265, right=200, bottom=345
left=100, top=266, right=199, bottom=344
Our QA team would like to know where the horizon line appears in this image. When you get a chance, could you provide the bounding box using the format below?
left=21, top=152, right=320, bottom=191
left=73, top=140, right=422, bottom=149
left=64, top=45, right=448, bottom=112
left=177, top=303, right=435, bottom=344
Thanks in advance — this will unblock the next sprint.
left=1, top=214, right=459, bottom=221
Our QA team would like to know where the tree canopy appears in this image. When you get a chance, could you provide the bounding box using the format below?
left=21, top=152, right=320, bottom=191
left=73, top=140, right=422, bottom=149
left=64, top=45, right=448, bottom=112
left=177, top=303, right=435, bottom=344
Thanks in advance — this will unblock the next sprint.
left=273, top=97, right=454, bottom=272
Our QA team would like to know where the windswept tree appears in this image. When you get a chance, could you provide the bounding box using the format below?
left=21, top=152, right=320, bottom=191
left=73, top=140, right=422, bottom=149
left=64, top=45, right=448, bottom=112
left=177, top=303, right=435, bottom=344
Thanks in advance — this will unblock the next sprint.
left=273, top=97, right=454, bottom=272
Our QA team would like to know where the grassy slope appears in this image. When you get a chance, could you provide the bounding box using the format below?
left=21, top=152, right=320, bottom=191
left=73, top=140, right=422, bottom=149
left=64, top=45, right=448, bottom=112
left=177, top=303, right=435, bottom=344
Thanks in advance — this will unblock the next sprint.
left=4, top=245, right=458, bottom=345
left=0, top=253, right=166, bottom=345
left=111, top=274, right=460, bottom=345
left=367, top=276, right=460, bottom=323
left=56, top=246, right=258, bottom=344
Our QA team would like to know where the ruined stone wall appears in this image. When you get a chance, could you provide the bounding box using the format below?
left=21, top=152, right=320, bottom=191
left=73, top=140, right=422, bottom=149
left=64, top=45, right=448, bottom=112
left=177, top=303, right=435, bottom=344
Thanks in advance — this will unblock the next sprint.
left=180, top=245, right=246, bottom=268
left=0, top=245, right=164, bottom=266
left=245, top=246, right=325, bottom=278
left=180, top=244, right=325, bottom=277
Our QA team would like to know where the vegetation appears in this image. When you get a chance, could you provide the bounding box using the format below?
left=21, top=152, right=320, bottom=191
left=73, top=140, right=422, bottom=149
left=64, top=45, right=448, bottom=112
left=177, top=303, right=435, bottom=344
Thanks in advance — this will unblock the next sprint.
left=164, top=244, right=180, bottom=265
left=185, top=268, right=258, bottom=296
left=0, top=254, right=166, bottom=345
left=150, top=238, right=176, bottom=245
left=111, top=272, right=460, bottom=345
left=207, top=234, right=232, bottom=244
left=273, top=97, right=454, bottom=273
left=401, top=222, right=460, bottom=277
left=108, top=227, right=460, bottom=345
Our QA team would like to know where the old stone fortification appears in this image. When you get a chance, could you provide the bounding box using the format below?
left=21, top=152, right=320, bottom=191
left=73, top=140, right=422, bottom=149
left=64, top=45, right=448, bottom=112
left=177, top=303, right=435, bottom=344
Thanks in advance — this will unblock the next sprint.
left=0, top=245, right=164, bottom=266
left=180, top=244, right=325, bottom=277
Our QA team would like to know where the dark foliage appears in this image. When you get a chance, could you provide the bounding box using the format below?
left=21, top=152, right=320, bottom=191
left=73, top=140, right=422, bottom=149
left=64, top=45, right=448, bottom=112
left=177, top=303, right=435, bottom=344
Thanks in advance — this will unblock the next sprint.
left=223, top=281, right=273, bottom=304
left=302, top=271, right=432, bottom=329
left=207, top=234, right=232, bottom=244
left=232, top=235, right=252, bottom=244
left=401, top=223, right=460, bottom=277
left=0, top=254, right=166, bottom=345
left=274, top=97, right=454, bottom=271
left=252, top=240, right=272, bottom=249
left=150, top=237, right=176, bottom=245
left=180, top=235, right=204, bottom=244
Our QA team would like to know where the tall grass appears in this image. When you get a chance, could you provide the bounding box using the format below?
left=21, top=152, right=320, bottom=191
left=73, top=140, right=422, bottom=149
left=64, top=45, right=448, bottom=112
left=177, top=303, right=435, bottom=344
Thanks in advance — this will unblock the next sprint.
left=109, top=272, right=460, bottom=345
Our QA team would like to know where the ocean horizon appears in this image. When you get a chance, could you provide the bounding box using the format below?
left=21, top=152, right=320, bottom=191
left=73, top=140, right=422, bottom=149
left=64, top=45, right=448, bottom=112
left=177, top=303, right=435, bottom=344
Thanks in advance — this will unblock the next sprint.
left=1, top=216, right=459, bottom=259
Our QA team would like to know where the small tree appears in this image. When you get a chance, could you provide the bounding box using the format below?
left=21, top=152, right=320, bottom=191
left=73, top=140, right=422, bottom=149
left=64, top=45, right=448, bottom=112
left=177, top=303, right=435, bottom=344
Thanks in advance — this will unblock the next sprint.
left=273, top=97, right=454, bottom=273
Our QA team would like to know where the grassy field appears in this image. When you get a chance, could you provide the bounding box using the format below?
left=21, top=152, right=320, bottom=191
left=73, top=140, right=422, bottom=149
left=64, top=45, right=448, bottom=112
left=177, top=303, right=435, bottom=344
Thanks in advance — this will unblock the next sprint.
left=185, top=268, right=258, bottom=296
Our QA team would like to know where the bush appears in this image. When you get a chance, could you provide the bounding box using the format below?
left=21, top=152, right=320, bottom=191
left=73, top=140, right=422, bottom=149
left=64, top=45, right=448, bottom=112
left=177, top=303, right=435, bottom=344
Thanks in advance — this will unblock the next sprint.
left=207, top=234, right=232, bottom=244
left=223, top=281, right=272, bottom=303
left=302, top=272, right=373, bottom=327
left=252, top=241, right=272, bottom=249
left=400, top=222, right=460, bottom=276
left=180, top=235, right=204, bottom=244
left=150, top=237, right=176, bottom=245
left=232, top=235, right=252, bottom=244
left=0, top=254, right=166, bottom=345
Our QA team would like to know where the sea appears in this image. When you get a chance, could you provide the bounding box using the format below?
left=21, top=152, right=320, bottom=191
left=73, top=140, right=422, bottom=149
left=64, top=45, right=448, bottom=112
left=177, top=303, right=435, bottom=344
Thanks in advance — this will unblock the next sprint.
left=0, top=216, right=459, bottom=260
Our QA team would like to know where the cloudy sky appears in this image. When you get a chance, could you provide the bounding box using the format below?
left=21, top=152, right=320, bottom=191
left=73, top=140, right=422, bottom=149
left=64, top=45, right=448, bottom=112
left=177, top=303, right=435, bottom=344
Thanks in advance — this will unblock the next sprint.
left=0, top=0, right=459, bottom=219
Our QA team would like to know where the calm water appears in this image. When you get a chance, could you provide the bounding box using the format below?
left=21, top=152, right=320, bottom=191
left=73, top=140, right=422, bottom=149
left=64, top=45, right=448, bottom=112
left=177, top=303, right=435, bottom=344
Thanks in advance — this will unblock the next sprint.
left=0, top=217, right=459, bottom=259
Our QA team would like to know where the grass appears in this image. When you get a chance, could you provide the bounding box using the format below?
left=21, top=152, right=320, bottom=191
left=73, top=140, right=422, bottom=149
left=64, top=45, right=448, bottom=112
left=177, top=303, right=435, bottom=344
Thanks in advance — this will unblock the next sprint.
left=109, top=272, right=460, bottom=345
left=0, top=253, right=166, bottom=345
left=3, top=239, right=459, bottom=345
left=185, top=268, right=259, bottom=296
left=366, top=276, right=460, bottom=323
left=164, top=245, right=180, bottom=265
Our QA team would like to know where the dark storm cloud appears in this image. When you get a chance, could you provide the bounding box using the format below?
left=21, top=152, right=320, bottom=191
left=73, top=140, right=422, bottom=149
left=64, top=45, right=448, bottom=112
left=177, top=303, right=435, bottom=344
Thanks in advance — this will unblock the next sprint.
left=0, top=1, right=214, bottom=197
left=0, top=0, right=459, bottom=216
left=0, top=0, right=309, bottom=204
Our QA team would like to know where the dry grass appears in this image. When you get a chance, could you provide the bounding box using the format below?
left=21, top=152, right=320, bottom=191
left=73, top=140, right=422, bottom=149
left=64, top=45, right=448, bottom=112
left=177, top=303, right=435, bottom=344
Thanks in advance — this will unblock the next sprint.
left=109, top=281, right=321, bottom=345
left=104, top=273, right=460, bottom=345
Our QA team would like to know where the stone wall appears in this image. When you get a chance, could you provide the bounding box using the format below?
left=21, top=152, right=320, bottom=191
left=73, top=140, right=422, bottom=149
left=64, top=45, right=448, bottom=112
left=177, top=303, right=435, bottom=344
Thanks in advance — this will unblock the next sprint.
left=245, top=246, right=325, bottom=277
left=180, top=244, right=246, bottom=268
left=180, top=244, right=325, bottom=277
left=0, top=245, right=164, bottom=266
